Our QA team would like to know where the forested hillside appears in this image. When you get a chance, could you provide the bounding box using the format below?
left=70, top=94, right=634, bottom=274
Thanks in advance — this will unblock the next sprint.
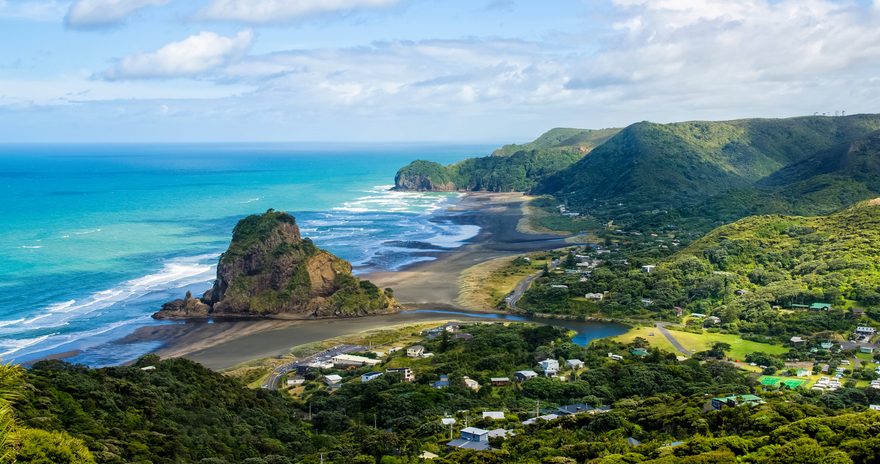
left=393, top=128, right=618, bottom=192
left=535, top=114, right=880, bottom=228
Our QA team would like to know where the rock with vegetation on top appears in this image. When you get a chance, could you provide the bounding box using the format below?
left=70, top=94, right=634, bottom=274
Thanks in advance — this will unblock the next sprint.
left=154, top=210, right=398, bottom=319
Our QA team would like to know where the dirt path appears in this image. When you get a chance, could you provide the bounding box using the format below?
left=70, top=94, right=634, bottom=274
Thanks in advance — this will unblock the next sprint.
left=655, top=322, right=692, bottom=356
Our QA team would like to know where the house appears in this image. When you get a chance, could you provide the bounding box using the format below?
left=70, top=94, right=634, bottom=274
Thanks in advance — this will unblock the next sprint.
left=557, top=404, right=598, bottom=415
left=386, top=367, right=415, bottom=382
left=441, top=417, right=456, bottom=426
left=419, top=451, right=439, bottom=460
left=641, top=298, right=654, bottom=306
left=454, top=333, right=474, bottom=341
left=790, top=336, right=805, bottom=344
left=140, top=366, right=156, bottom=371
left=361, top=371, right=383, bottom=383
left=332, top=354, right=381, bottom=367
left=515, top=370, right=539, bottom=382
left=690, top=313, right=707, bottom=318
left=447, top=427, right=491, bottom=451
left=851, top=308, right=866, bottom=318
left=608, top=353, right=624, bottom=361
left=631, top=348, right=649, bottom=357
left=482, top=411, right=505, bottom=420
left=642, top=265, right=656, bottom=273
left=538, top=359, right=560, bottom=376
left=323, top=374, right=343, bottom=388
left=735, top=289, right=748, bottom=296
left=551, top=285, right=569, bottom=289
left=796, top=368, right=810, bottom=377
left=810, top=303, right=832, bottom=311
left=627, top=437, right=642, bottom=446
left=856, top=326, right=876, bottom=335
left=463, top=376, right=480, bottom=391
left=870, top=405, right=880, bottom=411
left=584, top=293, right=604, bottom=301
left=407, top=345, right=425, bottom=358
left=566, top=359, right=584, bottom=370
left=711, top=394, right=764, bottom=410
left=820, top=342, right=834, bottom=350
left=491, top=377, right=511, bottom=386
left=861, top=346, right=875, bottom=354
left=433, top=374, right=450, bottom=389
left=522, top=414, right=559, bottom=426
left=286, top=377, right=305, bottom=387
left=706, top=316, right=722, bottom=325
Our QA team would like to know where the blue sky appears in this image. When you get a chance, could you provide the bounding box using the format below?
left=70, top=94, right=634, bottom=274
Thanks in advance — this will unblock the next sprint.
left=1, top=0, right=879, bottom=142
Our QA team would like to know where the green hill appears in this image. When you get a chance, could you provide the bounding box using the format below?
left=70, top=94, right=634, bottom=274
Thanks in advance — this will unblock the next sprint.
left=393, top=127, right=620, bottom=192
left=536, top=115, right=880, bottom=226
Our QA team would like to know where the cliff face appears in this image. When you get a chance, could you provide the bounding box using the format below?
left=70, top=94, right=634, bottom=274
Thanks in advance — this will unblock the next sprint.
left=154, top=210, right=398, bottom=319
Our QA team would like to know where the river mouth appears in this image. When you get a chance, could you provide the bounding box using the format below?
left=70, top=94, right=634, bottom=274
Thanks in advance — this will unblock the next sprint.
left=408, top=309, right=630, bottom=346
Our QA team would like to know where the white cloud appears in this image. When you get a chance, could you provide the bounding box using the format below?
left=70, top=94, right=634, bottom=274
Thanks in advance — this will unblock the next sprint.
left=104, top=30, right=254, bottom=80
left=66, top=0, right=169, bottom=28
left=199, top=0, right=399, bottom=23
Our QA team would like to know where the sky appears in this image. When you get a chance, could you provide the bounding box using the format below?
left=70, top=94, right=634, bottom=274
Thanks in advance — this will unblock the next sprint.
left=1, top=0, right=879, bottom=143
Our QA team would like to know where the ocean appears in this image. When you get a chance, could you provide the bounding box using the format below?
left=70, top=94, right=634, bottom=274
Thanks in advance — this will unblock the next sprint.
left=0, top=143, right=486, bottom=366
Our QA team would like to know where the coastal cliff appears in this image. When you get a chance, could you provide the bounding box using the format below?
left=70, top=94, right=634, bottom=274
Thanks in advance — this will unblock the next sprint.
left=154, top=210, right=398, bottom=319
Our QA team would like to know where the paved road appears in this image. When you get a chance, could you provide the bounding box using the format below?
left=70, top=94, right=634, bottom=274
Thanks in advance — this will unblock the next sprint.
left=655, top=322, right=692, bottom=356
left=506, top=258, right=559, bottom=310
left=262, top=344, right=367, bottom=390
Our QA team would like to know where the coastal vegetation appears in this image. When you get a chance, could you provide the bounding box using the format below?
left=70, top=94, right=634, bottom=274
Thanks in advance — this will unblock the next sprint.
left=154, top=210, right=397, bottom=319
left=393, top=128, right=617, bottom=192
left=518, top=199, right=880, bottom=344
left=5, top=323, right=880, bottom=463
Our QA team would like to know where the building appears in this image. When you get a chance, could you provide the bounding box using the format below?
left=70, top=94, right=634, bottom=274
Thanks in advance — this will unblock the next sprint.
left=642, top=265, right=657, bottom=273
left=323, top=374, right=343, bottom=388
left=790, top=336, right=805, bottom=344
left=286, top=377, right=305, bottom=387
left=482, top=411, right=505, bottom=420
left=447, top=427, right=491, bottom=451
left=810, top=303, right=832, bottom=311
left=706, top=316, right=721, bottom=325
left=419, top=451, right=439, bottom=460
left=557, top=404, right=599, bottom=415
left=331, top=354, right=382, bottom=367
left=796, top=369, right=810, bottom=377
left=361, top=372, right=383, bottom=383
left=433, top=374, right=450, bottom=389
left=522, top=414, right=559, bottom=426
left=566, top=359, right=584, bottom=370
left=386, top=367, right=415, bottom=382
left=441, top=417, right=456, bottom=426
left=407, top=345, right=425, bottom=358
left=861, top=346, right=875, bottom=354
left=851, top=308, right=866, bottom=318
left=856, top=326, right=876, bottom=335
left=538, top=359, right=560, bottom=376
left=711, top=394, right=764, bottom=410
left=551, top=285, right=569, bottom=289
left=515, top=370, right=539, bottom=382
left=584, top=293, right=604, bottom=301
left=463, top=376, right=480, bottom=391
left=820, top=342, right=834, bottom=350
left=608, top=353, right=624, bottom=361
left=491, top=377, right=511, bottom=386
left=870, top=405, right=880, bottom=411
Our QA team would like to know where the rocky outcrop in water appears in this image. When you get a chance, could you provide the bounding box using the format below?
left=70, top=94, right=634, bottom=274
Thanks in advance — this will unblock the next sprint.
left=154, top=210, right=398, bottom=320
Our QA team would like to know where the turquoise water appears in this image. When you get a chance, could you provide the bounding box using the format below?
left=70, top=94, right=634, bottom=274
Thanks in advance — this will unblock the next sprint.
left=0, top=144, right=486, bottom=365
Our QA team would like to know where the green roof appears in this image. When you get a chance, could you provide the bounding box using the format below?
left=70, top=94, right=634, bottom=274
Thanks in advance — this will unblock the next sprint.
left=631, top=348, right=649, bottom=356
left=810, top=303, right=832, bottom=310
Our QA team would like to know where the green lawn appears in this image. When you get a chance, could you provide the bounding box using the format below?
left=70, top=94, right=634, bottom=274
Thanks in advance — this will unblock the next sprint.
left=665, top=329, right=788, bottom=361
left=612, top=326, right=679, bottom=353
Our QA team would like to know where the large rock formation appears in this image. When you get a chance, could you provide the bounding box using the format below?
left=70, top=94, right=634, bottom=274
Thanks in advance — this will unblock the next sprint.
left=154, top=210, right=398, bottom=319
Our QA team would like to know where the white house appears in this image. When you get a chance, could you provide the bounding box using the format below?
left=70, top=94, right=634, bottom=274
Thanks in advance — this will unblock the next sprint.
left=584, top=293, right=604, bottom=301
left=386, top=367, right=415, bottom=382
left=323, top=374, right=343, bottom=388
left=286, top=377, right=305, bottom=387
left=332, top=354, right=381, bottom=367
left=538, top=359, right=560, bottom=376
left=407, top=345, right=425, bottom=358
left=608, top=353, right=624, bottom=361
left=463, top=376, right=481, bottom=391
left=856, top=326, right=876, bottom=335
left=361, top=372, right=383, bottom=383
left=515, top=370, right=539, bottom=382
left=482, top=411, right=505, bottom=420
left=567, top=359, right=585, bottom=370
left=642, top=265, right=657, bottom=273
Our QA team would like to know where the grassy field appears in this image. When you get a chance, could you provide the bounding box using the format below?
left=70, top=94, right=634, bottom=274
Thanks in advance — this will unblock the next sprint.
left=517, top=196, right=600, bottom=236
left=457, top=255, right=549, bottom=310
left=613, top=326, right=788, bottom=361
left=612, top=326, right=679, bottom=353
left=666, top=329, right=789, bottom=361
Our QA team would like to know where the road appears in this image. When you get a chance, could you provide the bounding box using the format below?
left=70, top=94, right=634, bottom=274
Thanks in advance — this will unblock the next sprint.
left=262, top=344, right=367, bottom=390
left=655, top=322, right=692, bottom=356
left=506, top=258, right=559, bottom=310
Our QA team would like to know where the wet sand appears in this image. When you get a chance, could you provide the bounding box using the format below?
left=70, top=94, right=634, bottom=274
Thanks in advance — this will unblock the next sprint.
left=123, top=192, right=568, bottom=370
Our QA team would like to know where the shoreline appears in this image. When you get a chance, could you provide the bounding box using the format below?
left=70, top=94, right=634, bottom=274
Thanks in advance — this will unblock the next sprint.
left=116, top=192, right=571, bottom=369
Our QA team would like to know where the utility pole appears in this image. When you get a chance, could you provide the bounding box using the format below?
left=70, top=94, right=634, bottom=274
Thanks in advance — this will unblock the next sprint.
left=309, top=403, right=312, bottom=421
left=374, top=413, right=377, bottom=429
